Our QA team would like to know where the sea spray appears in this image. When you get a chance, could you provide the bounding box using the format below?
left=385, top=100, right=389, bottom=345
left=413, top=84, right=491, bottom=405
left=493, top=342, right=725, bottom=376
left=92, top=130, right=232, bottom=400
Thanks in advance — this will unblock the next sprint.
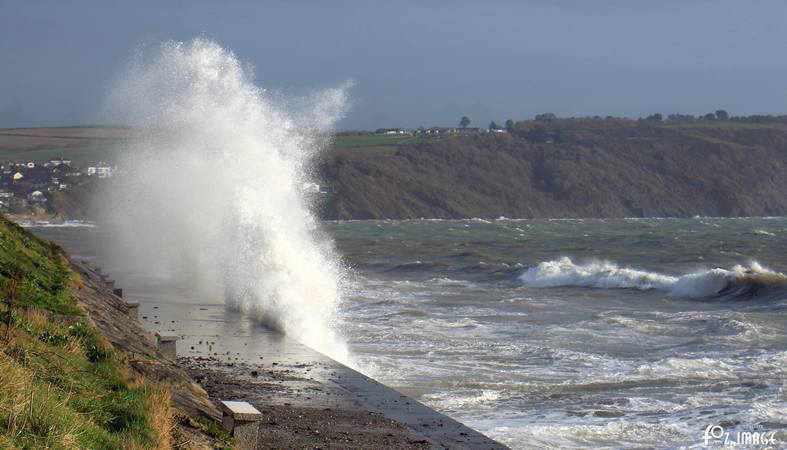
left=103, top=38, right=351, bottom=364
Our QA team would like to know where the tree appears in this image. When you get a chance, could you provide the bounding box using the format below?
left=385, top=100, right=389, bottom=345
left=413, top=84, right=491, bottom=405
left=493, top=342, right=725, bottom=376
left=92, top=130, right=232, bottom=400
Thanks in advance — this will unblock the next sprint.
left=459, top=116, right=471, bottom=128
left=715, top=109, right=729, bottom=120
left=489, top=121, right=499, bottom=130
left=667, top=113, right=695, bottom=122
left=535, top=112, right=557, bottom=121
left=527, top=124, right=549, bottom=142
left=646, top=113, right=663, bottom=122
left=505, top=119, right=514, bottom=132
left=704, top=112, right=716, bottom=120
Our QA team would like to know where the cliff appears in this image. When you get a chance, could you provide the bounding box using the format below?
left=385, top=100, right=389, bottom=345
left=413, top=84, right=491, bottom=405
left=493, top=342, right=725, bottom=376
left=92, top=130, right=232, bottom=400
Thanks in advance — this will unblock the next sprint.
left=6, top=121, right=787, bottom=221
left=318, top=121, right=787, bottom=219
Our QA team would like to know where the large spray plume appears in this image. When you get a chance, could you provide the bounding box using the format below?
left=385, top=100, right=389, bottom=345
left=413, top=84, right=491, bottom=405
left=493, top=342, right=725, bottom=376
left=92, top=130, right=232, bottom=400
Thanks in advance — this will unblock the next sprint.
left=103, top=38, right=350, bottom=363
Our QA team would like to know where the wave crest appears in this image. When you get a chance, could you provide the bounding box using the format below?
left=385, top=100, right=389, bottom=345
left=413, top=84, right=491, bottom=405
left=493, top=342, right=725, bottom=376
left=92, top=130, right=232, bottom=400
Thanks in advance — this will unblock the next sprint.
left=519, top=257, right=787, bottom=299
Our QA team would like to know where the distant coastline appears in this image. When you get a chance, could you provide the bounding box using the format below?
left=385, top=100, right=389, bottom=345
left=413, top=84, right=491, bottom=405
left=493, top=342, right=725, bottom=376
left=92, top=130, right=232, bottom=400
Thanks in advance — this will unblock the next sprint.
left=5, top=118, right=787, bottom=220
left=320, top=118, right=787, bottom=219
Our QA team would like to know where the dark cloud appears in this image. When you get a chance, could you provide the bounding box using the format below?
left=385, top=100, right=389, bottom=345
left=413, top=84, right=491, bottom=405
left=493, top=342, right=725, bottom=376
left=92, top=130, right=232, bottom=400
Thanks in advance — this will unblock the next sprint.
left=1, top=0, right=786, bottom=129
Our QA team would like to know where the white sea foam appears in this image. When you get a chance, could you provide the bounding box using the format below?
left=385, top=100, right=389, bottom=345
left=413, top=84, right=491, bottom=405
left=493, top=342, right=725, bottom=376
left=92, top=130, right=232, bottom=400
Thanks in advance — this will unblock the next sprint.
left=20, top=220, right=96, bottom=228
left=494, top=421, right=687, bottom=450
left=423, top=389, right=501, bottom=410
left=103, top=38, right=352, bottom=365
left=634, top=357, right=738, bottom=379
left=519, top=257, right=785, bottom=298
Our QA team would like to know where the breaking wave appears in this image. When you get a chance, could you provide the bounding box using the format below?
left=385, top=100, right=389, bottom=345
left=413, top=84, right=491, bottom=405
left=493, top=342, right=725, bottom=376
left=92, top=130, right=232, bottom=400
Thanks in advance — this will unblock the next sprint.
left=103, top=38, right=352, bottom=364
left=519, top=257, right=787, bottom=300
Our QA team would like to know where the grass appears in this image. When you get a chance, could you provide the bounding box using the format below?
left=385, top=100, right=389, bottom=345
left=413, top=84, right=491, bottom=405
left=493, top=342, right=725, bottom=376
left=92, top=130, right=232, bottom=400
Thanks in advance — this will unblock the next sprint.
left=0, top=146, right=125, bottom=166
left=333, top=134, right=425, bottom=154
left=661, top=121, right=787, bottom=130
left=193, top=416, right=233, bottom=446
left=0, top=133, right=427, bottom=163
left=0, top=216, right=81, bottom=315
left=0, top=213, right=174, bottom=449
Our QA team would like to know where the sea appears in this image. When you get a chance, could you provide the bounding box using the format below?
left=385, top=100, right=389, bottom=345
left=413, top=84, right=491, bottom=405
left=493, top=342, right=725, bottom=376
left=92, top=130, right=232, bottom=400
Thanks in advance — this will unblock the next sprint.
left=29, top=217, right=787, bottom=449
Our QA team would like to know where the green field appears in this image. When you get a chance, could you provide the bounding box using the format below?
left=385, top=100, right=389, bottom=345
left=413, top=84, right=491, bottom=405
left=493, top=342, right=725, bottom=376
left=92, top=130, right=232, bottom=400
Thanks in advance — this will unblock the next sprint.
left=0, top=145, right=124, bottom=166
left=333, top=134, right=425, bottom=154
left=662, top=121, right=787, bottom=130
left=0, top=133, right=425, bottom=165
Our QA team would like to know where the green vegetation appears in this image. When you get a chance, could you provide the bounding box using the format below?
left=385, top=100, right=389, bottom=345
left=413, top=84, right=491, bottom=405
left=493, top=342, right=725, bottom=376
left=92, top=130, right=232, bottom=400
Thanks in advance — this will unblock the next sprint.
left=192, top=416, right=234, bottom=447
left=661, top=121, right=787, bottom=130
left=333, top=133, right=422, bottom=154
left=0, top=145, right=124, bottom=166
left=0, top=214, right=173, bottom=449
left=0, top=218, right=81, bottom=315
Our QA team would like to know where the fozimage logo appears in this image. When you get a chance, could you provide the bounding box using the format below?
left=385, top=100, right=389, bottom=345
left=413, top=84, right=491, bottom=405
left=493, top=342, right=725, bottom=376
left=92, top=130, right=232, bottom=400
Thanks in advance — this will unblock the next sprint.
left=703, top=424, right=777, bottom=447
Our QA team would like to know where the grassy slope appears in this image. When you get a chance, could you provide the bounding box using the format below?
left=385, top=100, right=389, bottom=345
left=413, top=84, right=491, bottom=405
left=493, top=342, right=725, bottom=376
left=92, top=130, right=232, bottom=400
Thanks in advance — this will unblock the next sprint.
left=334, top=134, right=424, bottom=155
left=0, top=215, right=171, bottom=449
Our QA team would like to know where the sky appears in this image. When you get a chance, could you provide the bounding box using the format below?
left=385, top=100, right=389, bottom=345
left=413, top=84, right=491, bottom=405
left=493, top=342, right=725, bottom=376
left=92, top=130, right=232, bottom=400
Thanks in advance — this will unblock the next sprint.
left=2, top=0, right=787, bottom=130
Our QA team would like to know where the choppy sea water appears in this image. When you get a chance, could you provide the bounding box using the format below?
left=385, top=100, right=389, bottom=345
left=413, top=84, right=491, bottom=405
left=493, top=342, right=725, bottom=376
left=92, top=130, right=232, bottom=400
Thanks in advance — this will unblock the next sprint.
left=30, top=218, right=787, bottom=449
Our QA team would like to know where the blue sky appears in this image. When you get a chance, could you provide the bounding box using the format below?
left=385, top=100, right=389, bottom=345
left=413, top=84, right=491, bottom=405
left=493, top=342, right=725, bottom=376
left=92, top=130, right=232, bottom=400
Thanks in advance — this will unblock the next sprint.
left=2, top=0, right=787, bottom=129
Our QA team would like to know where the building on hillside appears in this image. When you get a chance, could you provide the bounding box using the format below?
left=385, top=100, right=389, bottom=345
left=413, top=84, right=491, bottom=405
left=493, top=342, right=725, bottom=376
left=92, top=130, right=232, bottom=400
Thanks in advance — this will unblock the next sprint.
left=51, top=163, right=71, bottom=173
left=48, top=158, right=72, bottom=167
left=376, top=128, right=408, bottom=135
left=23, top=168, right=50, bottom=187
left=454, top=127, right=482, bottom=134
left=302, top=182, right=335, bottom=194
left=27, top=190, right=46, bottom=203
left=86, top=163, right=113, bottom=178
left=302, top=182, right=320, bottom=193
left=12, top=172, right=24, bottom=181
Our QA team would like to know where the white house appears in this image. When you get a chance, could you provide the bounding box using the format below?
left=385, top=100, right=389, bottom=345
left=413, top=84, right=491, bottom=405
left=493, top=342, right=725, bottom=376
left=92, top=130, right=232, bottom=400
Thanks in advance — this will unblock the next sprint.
left=376, top=128, right=407, bottom=135
left=12, top=172, right=24, bottom=181
left=87, top=163, right=113, bottom=178
left=27, top=190, right=46, bottom=202
left=49, top=158, right=72, bottom=166
left=302, top=182, right=321, bottom=193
